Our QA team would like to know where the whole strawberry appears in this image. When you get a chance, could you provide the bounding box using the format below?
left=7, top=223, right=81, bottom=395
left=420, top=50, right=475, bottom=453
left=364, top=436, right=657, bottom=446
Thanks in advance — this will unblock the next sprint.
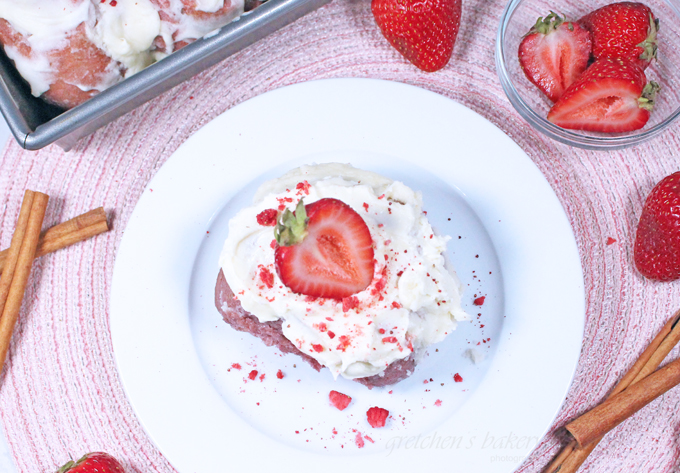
left=518, top=12, right=592, bottom=102
left=57, top=452, right=125, bottom=473
left=371, top=0, right=461, bottom=72
left=634, top=172, right=680, bottom=281
left=580, top=2, right=658, bottom=70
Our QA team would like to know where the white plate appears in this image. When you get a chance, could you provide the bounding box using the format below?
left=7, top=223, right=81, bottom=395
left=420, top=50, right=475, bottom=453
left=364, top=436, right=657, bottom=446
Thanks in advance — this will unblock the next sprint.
left=111, top=78, right=584, bottom=473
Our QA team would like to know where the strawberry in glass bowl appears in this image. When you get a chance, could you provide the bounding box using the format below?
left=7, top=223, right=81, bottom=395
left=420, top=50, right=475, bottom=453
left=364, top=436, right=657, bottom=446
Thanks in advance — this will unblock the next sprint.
left=497, top=0, right=680, bottom=149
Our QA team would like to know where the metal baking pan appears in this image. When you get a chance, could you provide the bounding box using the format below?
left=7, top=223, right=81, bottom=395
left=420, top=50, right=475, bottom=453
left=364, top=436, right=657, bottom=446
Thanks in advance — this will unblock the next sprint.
left=0, top=0, right=331, bottom=151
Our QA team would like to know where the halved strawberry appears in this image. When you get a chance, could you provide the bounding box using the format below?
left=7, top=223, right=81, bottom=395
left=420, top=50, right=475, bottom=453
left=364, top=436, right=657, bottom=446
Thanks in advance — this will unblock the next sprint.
left=547, top=58, right=659, bottom=132
left=274, top=198, right=375, bottom=299
left=580, top=2, right=658, bottom=70
left=518, top=12, right=592, bottom=102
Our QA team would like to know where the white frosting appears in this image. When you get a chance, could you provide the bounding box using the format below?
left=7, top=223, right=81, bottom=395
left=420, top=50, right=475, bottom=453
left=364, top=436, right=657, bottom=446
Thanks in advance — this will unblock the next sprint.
left=0, top=0, right=245, bottom=100
left=172, top=0, right=245, bottom=43
left=219, top=164, right=469, bottom=381
left=0, top=0, right=94, bottom=95
left=463, top=347, right=485, bottom=365
left=0, top=0, right=93, bottom=48
left=195, top=0, right=224, bottom=13
left=95, top=0, right=160, bottom=74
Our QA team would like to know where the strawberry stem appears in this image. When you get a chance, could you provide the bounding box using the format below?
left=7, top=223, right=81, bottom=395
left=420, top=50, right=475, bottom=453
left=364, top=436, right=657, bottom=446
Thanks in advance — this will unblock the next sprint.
left=529, top=11, right=566, bottom=35
left=57, top=461, right=75, bottom=473
left=638, top=13, right=659, bottom=62
left=639, top=81, right=660, bottom=111
left=275, top=199, right=308, bottom=246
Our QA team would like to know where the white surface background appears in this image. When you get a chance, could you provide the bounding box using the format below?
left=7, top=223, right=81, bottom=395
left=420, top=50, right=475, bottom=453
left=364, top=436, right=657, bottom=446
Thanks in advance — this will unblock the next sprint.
left=0, top=117, right=19, bottom=473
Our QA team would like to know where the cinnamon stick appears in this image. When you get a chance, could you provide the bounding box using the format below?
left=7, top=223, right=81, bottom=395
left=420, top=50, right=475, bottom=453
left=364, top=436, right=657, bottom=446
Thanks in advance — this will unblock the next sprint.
left=545, top=309, right=680, bottom=473
left=0, top=192, right=49, bottom=370
left=0, top=207, right=108, bottom=274
left=566, top=355, right=680, bottom=448
left=0, top=191, right=35, bottom=316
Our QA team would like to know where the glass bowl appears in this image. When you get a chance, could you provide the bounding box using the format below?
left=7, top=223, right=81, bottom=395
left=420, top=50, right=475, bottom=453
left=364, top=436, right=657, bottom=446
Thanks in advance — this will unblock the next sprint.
left=496, top=0, right=680, bottom=150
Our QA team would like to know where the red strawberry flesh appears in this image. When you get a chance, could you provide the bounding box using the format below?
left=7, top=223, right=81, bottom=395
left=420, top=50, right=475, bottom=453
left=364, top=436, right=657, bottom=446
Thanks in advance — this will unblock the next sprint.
left=547, top=58, right=658, bottom=132
left=579, top=2, right=658, bottom=70
left=518, top=13, right=592, bottom=102
left=371, top=0, right=461, bottom=72
left=634, top=172, right=680, bottom=281
left=275, top=198, right=375, bottom=299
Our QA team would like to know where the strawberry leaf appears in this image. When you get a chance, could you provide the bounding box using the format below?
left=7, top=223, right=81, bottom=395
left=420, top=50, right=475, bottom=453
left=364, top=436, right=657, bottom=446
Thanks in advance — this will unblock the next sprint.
left=275, top=199, right=308, bottom=246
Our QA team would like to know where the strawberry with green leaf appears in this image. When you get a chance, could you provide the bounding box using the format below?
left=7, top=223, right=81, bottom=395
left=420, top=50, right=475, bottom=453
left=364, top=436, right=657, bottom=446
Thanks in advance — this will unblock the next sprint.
left=579, top=2, right=659, bottom=70
left=275, top=198, right=375, bottom=299
left=519, top=12, right=592, bottom=102
left=57, top=453, right=124, bottom=473
left=547, top=57, right=659, bottom=132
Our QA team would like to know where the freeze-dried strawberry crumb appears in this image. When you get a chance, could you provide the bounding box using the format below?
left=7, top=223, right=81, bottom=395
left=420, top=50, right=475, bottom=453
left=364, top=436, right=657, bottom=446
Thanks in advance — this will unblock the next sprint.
left=270, top=239, right=277, bottom=249
left=366, top=407, right=389, bottom=428
left=473, top=296, right=486, bottom=306
left=454, top=373, right=463, bottom=383
left=371, top=268, right=388, bottom=296
left=259, top=373, right=265, bottom=381
left=277, top=370, right=284, bottom=379
left=296, top=181, right=311, bottom=194
left=391, top=301, right=401, bottom=309
left=248, top=370, right=258, bottom=380
left=336, top=335, right=351, bottom=351
left=435, top=399, right=442, bottom=407
left=606, top=237, right=617, bottom=245
left=327, top=331, right=336, bottom=339
left=231, top=363, right=242, bottom=370
left=256, top=209, right=278, bottom=226
left=355, top=432, right=365, bottom=448
left=342, top=296, right=359, bottom=312
left=317, top=322, right=328, bottom=332
left=363, top=203, right=369, bottom=212
left=329, top=390, right=352, bottom=410
left=379, top=328, right=385, bottom=334
left=312, top=344, right=324, bottom=353
left=382, top=337, right=398, bottom=344
left=259, top=267, right=274, bottom=288
left=365, top=435, right=374, bottom=443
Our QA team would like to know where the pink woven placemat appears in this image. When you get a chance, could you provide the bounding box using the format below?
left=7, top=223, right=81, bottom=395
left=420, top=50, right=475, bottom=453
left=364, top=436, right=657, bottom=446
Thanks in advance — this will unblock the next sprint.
left=1, top=0, right=680, bottom=472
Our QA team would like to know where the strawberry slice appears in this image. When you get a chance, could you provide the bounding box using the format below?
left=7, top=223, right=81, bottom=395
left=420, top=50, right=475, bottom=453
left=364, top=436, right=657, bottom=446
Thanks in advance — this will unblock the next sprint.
left=547, top=58, right=659, bottom=132
left=518, top=12, right=592, bottom=102
left=579, top=2, right=658, bottom=70
left=274, top=198, right=375, bottom=299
